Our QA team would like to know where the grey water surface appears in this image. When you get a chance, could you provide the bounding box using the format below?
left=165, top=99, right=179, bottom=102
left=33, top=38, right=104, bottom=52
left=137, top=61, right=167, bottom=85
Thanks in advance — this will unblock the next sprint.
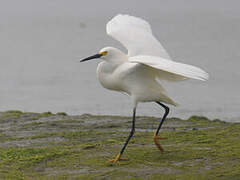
left=0, top=0, right=240, bottom=122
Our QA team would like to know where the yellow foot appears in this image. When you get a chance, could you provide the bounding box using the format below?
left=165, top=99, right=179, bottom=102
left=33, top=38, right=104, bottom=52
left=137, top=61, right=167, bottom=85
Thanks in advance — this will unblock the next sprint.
left=108, top=153, right=129, bottom=163
left=153, top=133, right=167, bottom=152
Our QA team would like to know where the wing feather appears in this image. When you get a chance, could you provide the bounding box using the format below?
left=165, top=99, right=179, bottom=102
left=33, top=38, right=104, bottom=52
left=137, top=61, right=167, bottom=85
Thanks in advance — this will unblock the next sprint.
left=106, top=14, right=171, bottom=59
left=107, top=14, right=209, bottom=82
left=129, top=56, right=209, bottom=81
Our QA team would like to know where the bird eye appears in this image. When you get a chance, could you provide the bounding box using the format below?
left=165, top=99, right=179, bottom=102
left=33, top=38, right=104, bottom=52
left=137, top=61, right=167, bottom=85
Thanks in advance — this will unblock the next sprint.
left=100, top=51, right=108, bottom=56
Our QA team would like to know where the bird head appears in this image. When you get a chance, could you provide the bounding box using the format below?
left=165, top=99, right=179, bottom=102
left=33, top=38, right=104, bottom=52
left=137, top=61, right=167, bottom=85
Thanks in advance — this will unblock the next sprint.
left=80, top=47, right=127, bottom=63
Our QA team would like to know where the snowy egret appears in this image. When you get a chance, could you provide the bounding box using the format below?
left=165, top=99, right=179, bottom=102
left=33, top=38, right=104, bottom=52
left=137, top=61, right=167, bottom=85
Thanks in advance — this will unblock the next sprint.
left=80, top=14, right=209, bottom=163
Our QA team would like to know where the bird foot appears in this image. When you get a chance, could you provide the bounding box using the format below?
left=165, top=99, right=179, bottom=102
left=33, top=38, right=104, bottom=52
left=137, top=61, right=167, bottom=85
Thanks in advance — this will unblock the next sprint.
left=108, top=153, right=129, bottom=163
left=153, top=134, right=167, bottom=152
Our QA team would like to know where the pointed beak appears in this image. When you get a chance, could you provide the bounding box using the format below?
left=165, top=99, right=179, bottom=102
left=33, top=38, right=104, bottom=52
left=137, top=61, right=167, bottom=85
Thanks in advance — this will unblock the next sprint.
left=80, top=53, right=103, bottom=62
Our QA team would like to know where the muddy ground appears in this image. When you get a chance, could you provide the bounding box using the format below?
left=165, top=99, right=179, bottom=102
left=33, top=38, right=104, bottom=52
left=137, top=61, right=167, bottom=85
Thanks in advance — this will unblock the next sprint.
left=0, top=110, right=240, bottom=179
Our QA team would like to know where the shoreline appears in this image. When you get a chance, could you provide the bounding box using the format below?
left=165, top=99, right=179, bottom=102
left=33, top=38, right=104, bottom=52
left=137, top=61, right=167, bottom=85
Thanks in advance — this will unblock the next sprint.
left=0, top=110, right=239, bottom=179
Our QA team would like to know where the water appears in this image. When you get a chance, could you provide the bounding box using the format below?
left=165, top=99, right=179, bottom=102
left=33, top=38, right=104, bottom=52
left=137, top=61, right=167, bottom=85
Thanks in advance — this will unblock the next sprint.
left=0, top=0, right=240, bottom=122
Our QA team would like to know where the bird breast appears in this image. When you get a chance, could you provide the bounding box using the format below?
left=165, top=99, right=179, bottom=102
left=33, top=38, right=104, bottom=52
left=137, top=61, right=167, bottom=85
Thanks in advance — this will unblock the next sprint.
left=97, top=62, right=124, bottom=92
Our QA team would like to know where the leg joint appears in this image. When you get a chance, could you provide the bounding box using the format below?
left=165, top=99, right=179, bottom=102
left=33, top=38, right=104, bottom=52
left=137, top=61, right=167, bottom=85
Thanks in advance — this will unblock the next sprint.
left=165, top=106, right=170, bottom=114
left=130, top=129, right=135, bottom=136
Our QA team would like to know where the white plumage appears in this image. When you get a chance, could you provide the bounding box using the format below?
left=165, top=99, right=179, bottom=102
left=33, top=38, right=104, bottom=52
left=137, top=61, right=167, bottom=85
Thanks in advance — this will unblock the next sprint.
left=129, top=55, right=209, bottom=81
left=107, top=14, right=171, bottom=59
left=80, top=14, right=209, bottom=162
left=96, top=14, right=208, bottom=107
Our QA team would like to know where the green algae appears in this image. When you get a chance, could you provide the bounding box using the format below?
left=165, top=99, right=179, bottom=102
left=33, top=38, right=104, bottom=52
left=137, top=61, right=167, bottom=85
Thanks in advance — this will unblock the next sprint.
left=0, top=111, right=239, bottom=179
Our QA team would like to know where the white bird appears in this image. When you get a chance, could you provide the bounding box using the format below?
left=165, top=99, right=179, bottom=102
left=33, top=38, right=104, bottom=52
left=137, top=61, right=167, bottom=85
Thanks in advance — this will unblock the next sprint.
left=80, top=14, right=209, bottom=163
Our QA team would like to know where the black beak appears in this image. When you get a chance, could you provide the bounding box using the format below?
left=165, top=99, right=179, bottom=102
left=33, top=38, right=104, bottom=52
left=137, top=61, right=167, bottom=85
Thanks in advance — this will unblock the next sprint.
left=80, top=53, right=103, bottom=62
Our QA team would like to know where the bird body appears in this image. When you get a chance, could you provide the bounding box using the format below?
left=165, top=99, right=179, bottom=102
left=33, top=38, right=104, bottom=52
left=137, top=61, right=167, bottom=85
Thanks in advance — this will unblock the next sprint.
left=80, top=14, right=209, bottom=163
left=96, top=47, right=178, bottom=107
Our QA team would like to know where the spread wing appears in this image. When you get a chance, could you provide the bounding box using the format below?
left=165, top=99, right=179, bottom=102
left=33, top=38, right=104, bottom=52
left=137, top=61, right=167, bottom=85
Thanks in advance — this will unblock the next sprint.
left=106, top=14, right=171, bottom=59
left=107, top=14, right=209, bottom=82
left=129, top=56, right=209, bottom=81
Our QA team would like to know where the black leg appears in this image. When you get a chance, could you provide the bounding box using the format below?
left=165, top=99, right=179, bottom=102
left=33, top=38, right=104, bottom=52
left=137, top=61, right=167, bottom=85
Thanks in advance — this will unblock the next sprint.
left=120, top=107, right=136, bottom=155
left=109, top=108, right=136, bottom=162
left=155, top=101, right=169, bottom=136
left=153, top=102, right=169, bottom=152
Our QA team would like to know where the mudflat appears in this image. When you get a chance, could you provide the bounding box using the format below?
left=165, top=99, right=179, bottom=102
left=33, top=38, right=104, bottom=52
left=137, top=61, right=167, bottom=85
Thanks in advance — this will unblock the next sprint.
left=0, top=111, right=239, bottom=179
